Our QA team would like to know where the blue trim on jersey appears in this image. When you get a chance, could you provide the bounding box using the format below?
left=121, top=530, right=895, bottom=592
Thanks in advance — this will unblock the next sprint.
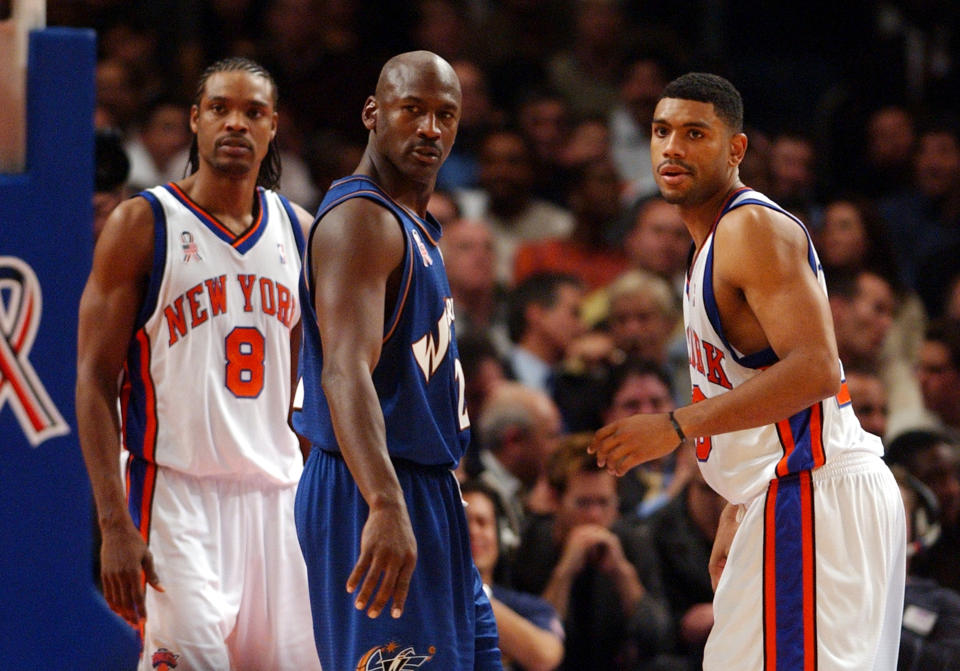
left=779, top=407, right=819, bottom=472
left=701, top=189, right=821, bottom=370
left=135, top=190, right=167, bottom=330
left=277, top=193, right=306, bottom=259
left=121, top=332, right=149, bottom=460
left=160, top=183, right=269, bottom=253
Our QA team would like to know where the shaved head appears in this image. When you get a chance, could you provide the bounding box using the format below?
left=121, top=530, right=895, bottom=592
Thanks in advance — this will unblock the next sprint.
left=375, top=50, right=461, bottom=104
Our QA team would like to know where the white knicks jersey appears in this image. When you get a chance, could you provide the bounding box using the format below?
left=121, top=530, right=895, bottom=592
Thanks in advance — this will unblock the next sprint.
left=683, top=187, right=882, bottom=504
left=120, top=183, right=304, bottom=484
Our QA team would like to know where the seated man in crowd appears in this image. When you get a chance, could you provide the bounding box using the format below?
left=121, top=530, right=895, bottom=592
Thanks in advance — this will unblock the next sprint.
left=511, top=434, right=679, bottom=670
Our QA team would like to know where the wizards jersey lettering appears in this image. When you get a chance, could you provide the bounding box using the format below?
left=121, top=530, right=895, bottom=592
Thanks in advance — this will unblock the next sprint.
left=412, top=297, right=455, bottom=383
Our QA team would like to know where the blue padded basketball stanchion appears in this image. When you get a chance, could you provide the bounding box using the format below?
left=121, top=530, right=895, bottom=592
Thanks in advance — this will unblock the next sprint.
left=0, top=27, right=140, bottom=669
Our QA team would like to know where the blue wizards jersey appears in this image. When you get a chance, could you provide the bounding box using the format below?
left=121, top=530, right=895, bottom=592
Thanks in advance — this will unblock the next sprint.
left=294, top=175, right=470, bottom=467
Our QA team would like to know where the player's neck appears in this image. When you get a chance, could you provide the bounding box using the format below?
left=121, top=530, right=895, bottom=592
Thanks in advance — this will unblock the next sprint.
left=356, top=151, right=434, bottom=217
left=178, top=170, right=260, bottom=231
left=679, top=181, right=745, bottom=249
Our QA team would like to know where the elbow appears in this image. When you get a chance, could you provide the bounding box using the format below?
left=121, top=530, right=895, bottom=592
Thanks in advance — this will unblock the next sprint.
left=812, top=352, right=842, bottom=401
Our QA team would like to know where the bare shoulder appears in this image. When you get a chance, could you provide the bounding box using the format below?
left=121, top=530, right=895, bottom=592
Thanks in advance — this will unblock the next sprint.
left=714, top=204, right=810, bottom=284
left=92, top=195, right=156, bottom=281
left=310, top=196, right=404, bottom=265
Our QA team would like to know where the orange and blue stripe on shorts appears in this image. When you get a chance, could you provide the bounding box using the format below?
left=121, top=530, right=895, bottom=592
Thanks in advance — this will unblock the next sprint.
left=763, top=470, right=817, bottom=671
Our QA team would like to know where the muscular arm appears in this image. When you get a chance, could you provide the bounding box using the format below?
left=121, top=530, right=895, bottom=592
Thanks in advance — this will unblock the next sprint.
left=592, top=207, right=841, bottom=474
left=309, top=197, right=416, bottom=619
left=76, top=197, right=161, bottom=624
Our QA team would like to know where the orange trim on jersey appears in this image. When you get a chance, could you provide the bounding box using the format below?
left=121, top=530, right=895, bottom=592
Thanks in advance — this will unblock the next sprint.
left=809, top=403, right=826, bottom=469
left=800, top=471, right=817, bottom=671
left=775, top=418, right=796, bottom=478
left=167, top=182, right=263, bottom=247
left=383, top=249, right=414, bottom=344
left=835, top=380, right=851, bottom=406
left=136, top=329, right=158, bottom=462
left=763, top=481, right=779, bottom=671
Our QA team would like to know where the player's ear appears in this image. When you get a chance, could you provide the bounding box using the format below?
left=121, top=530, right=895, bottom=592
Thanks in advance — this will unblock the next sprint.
left=362, top=96, right=378, bottom=132
left=729, top=132, right=747, bottom=167
left=190, top=104, right=200, bottom=135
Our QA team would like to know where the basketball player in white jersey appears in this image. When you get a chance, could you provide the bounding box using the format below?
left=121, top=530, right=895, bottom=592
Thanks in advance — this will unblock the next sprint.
left=590, top=73, right=905, bottom=670
left=77, top=58, right=321, bottom=670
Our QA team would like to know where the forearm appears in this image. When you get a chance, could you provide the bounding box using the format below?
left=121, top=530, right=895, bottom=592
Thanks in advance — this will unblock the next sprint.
left=490, top=598, right=564, bottom=671
left=76, top=376, right=130, bottom=531
left=674, top=348, right=839, bottom=440
left=322, top=364, right=406, bottom=510
left=612, top=560, right=646, bottom=617
left=541, top=565, right=575, bottom=620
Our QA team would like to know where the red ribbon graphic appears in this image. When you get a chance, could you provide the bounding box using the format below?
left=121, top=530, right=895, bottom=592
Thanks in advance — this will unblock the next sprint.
left=0, top=256, right=69, bottom=446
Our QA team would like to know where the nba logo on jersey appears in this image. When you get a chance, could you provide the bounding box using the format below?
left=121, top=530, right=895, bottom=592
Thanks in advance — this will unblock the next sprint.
left=411, top=229, right=433, bottom=267
left=180, top=231, right=202, bottom=262
left=354, top=643, right=435, bottom=670
left=277, top=243, right=287, bottom=265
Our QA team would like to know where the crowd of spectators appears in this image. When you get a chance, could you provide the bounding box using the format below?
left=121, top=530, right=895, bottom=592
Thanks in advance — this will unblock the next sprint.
left=63, top=0, right=960, bottom=668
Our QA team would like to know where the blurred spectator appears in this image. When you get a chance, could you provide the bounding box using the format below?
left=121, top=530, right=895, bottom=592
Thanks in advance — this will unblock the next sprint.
left=457, top=129, right=575, bottom=284
left=427, top=188, right=462, bottom=226
left=645, top=448, right=724, bottom=671
left=620, top=196, right=690, bottom=296
left=738, top=125, right=773, bottom=194
left=515, top=89, right=572, bottom=204
left=437, top=59, right=504, bottom=190
left=93, top=128, right=131, bottom=242
left=879, top=117, right=960, bottom=312
left=916, top=319, right=960, bottom=439
left=947, top=275, right=960, bottom=322
left=558, top=115, right=611, bottom=172
left=506, top=272, right=585, bottom=396
left=844, top=366, right=890, bottom=441
left=815, top=196, right=927, bottom=435
left=828, top=268, right=897, bottom=372
left=303, top=129, right=365, bottom=196
left=767, top=130, right=819, bottom=215
left=856, top=104, right=917, bottom=198
left=890, top=463, right=960, bottom=671
left=511, top=433, right=677, bottom=670
left=609, top=51, right=672, bottom=207
left=886, top=430, right=960, bottom=593
left=545, top=0, right=630, bottom=118
left=513, top=158, right=628, bottom=291
left=461, top=479, right=565, bottom=671
left=124, top=95, right=191, bottom=192
left=600, top=359, right=694, bottom=520
left=472, top=0, right=569, bottom=112
left=440, top=216, right=511, bottom=354
left=457, top=332, right=508, bottom=432
left=410, top=0, right=476, bottom=62
left=95, top=58, right=141, bottom=133
left=474, top=381, right=565, bottom=535
left=585, top=269, right=688, bottom=406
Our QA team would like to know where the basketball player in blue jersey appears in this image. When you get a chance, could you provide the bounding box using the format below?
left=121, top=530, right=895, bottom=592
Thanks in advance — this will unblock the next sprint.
left=293, top=51, right=502, bottom=669
left=77, top=58, right=321, bottom=670
left=590, top=73, right=905, bottom=670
